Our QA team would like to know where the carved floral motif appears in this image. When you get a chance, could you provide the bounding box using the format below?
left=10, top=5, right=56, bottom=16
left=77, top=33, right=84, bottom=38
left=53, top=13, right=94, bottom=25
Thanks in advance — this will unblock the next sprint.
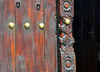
left=61, top=52, right=76, bottom=72
left=60, top=0, right=74, bottom=17
left=59, top=0, right=76, bottom=72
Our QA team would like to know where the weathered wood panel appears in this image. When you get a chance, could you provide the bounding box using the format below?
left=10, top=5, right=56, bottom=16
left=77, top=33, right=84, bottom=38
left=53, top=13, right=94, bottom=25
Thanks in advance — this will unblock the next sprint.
left=0, top=0, right=15, bottom=72
left=44, top=0, right=57, bottom=72
left=15, top=0, right=45, bottom=72
left=0, top=0, right=57, bottom=72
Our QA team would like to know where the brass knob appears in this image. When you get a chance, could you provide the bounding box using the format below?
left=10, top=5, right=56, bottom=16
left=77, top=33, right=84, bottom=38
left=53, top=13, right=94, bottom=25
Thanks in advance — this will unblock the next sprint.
left=64, top=19, right=70, bottom=25
left=9, top=22, right=15, bottom=28
left=24, top=23, right=30, bottom=29
left=39, top=23, right=44, bottom=29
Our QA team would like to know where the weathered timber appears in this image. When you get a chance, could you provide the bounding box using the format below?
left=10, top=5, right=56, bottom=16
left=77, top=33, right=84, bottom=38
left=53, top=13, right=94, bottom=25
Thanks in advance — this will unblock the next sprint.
left=15, top=0, right=45, bottom=72
left=15, top=0, right=57, bottom=72
left=0, top=0, right=15, bottom=72
left=44, top=0, right=57, bottom=72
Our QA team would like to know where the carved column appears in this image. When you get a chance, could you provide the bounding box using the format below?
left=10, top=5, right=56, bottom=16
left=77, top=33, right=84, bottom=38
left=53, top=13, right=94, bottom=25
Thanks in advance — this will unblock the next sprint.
left=58, top=0, right=76, bottom=72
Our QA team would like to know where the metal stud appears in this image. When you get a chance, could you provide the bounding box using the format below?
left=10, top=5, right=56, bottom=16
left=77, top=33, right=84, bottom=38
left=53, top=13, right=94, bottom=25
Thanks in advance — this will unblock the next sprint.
left=24, top=23, right=30, bottom=29
left=9, top=22, right=15, bottom=28
left=64, top=19, right=70, bottom=25
left=39, top=23, right=44, bottom=29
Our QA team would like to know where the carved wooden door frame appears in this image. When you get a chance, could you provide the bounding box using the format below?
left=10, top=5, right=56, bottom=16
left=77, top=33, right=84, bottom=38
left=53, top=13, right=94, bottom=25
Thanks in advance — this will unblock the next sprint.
left=58, top=0, right=76, bottom=72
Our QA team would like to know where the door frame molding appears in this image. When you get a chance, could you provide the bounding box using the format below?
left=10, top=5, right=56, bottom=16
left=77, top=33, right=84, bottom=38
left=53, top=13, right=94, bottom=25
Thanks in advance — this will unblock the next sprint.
left=57, top=0, right=76, bottom=71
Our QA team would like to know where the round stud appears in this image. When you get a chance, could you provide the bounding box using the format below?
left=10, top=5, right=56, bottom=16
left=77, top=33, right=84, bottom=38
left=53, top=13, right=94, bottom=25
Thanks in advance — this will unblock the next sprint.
left=24, top=23, right=30, bottom=29
left=64, top=19, right=71, bottom=25
left=9, top=22, right=15, bottom=28
left=39, top=23, right=44, bottom=29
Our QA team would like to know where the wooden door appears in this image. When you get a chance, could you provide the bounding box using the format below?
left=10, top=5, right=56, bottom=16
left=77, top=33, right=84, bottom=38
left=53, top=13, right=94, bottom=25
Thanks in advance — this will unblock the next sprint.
left=0, top=0, right=57, bottom=72
left=73, top=0, right=97, bottom=72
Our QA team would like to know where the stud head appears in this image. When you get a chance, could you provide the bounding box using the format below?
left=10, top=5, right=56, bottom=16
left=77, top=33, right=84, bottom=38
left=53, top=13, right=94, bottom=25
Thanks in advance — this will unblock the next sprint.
left=64, top=19, right=70, bottom=25
left=39, top=23, right=44, bottom=29
left=9, top=22, right=15, bottom=28
left=24, top=23, right=30, bottom=29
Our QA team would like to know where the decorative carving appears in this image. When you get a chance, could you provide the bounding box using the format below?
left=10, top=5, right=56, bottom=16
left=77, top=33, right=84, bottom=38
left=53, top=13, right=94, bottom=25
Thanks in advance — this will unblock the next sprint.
left=61, top=52, right=76, bottom=72
left=59, top=0, right=76, bottom=72
left=60, top=0, right=74, bottom=17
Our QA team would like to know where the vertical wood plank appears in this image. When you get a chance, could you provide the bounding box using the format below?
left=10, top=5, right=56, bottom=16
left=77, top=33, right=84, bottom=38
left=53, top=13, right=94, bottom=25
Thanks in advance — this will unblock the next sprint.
left=0, top=0, right=15, bottom=72
left=15, top=0, right=45, bottom=72
left=44, top=0, right=57, bottom=72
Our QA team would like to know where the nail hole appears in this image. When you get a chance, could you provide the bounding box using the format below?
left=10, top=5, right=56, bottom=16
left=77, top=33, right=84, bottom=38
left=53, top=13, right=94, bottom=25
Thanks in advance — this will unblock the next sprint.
left=16, top=1, right=20, bottom=8
left=37, top=4, right=40, bottom=10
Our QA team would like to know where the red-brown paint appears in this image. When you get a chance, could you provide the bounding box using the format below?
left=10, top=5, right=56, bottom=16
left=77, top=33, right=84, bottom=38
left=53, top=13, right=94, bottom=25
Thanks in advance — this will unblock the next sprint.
left=0, top=0, right=15, bottom=72
left=0, top=0, right=58, bottom=72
